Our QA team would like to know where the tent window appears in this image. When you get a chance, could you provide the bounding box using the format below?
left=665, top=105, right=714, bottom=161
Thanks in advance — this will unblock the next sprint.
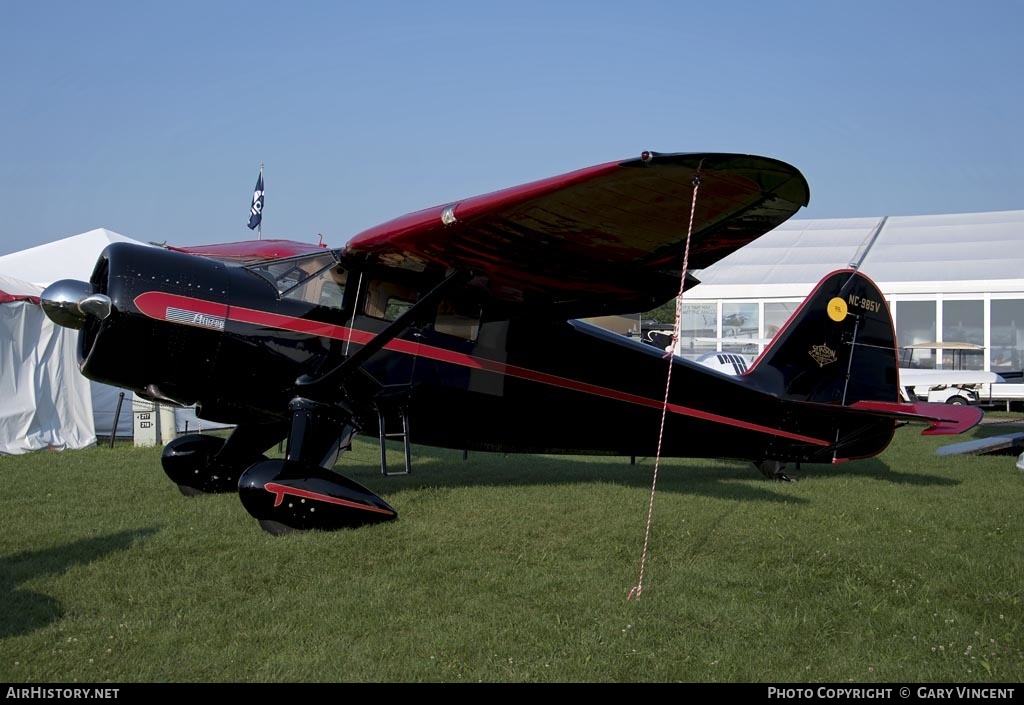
left=721, top=302, right=758, bottom=355
left=942, top=300, right=984, bottom=370
left=895, top=301, right=937, bottom=369
left=677, top=302, right=718, bottom=357
left=991, top=300, right=1024, bottom=373
left=764, top=302, right=798, bottom=342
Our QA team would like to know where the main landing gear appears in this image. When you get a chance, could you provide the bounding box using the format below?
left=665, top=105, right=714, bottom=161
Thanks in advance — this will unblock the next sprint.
left=237, top=398, right=397, bottom=534
left=162, top=400, right=396, bottom=534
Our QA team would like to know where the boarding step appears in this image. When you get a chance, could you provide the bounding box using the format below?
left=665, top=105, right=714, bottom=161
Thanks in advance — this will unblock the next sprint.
left=374, top=386, right=413, bottom=476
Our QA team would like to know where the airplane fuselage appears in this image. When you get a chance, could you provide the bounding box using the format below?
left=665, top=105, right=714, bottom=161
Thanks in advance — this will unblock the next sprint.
left=75, top=243, right=891, bottom=467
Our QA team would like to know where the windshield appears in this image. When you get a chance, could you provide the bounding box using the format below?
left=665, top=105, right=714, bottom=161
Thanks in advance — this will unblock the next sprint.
left=246, top=252, right=338, bottom=296
left=245, top=252, right=350, bottom=309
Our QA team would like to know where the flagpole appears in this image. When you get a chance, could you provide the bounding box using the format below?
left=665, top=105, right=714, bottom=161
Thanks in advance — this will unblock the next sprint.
left=258, top=163, right=263, bottom=240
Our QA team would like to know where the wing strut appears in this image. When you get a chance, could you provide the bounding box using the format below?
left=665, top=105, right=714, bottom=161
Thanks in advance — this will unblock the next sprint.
left=296, top=269, right=470, bottom=391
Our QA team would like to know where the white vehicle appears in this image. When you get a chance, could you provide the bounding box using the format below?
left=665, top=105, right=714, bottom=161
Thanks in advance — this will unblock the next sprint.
left=899, top=342, right=1004, bottom=405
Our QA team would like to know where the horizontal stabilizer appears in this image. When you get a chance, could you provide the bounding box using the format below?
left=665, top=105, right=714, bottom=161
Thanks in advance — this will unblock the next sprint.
left=850, top=400, right=983, bottom=435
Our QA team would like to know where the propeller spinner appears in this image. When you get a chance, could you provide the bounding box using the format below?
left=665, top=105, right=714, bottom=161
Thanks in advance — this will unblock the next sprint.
left=40, top=279, right=111, bottom=329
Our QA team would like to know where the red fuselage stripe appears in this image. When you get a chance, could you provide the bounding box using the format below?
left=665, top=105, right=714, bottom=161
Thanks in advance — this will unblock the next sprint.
left=134, top=292, right=829, bottom=447
left=264, top=482, right=395, bottom=515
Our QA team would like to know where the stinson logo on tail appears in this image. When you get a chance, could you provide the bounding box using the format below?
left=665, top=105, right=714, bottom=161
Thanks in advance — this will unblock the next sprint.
left=809, top=343, right=837, bottom=367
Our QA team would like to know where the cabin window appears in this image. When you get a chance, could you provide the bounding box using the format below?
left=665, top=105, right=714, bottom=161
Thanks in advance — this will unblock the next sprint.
left=434, top=298, right=481, bottom=341
left=364, top=280, right=418, bottom=321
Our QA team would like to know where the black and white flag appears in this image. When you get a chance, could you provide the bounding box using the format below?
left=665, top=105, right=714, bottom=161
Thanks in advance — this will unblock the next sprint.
left=247, top=167, right=264, bottom=230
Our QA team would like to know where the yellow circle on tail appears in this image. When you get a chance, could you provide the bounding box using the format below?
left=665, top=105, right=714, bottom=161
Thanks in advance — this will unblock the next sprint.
left=827, top=297, right=848, bottom=322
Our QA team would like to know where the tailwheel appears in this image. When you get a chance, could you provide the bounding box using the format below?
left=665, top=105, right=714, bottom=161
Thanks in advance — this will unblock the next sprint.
left=754, top=459, right=796, bottom=482
left=238, top=459, right=397, bottom=533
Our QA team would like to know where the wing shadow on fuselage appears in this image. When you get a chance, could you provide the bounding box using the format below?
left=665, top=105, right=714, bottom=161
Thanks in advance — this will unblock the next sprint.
left=0, top=528, right=157, bottom=638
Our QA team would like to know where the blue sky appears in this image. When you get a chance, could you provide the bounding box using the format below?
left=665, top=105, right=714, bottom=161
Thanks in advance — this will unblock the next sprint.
left=1, top=1, right=1020, bottom=256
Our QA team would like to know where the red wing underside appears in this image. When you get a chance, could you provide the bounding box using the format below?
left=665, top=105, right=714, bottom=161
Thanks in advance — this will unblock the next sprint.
left=342, top=152, right=809, bottom=316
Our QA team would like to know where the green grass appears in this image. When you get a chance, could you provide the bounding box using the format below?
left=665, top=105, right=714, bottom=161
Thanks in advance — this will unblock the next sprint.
left=1, top=421, right=1023, bottom=683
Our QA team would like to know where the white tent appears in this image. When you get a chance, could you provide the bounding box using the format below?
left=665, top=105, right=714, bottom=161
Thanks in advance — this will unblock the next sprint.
left=0, top=228, right=231, bottom=450
left=691, top=209, right=1024, bottom=298
left=0, top=229, right=150, bottom=444
left=0, top=273, right=96, bottom=454
left=0, top=227, right=146, bottom=286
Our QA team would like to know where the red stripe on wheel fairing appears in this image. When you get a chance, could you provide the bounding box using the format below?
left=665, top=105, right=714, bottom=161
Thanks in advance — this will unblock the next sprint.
left=264, top=482, right=396, bottom=515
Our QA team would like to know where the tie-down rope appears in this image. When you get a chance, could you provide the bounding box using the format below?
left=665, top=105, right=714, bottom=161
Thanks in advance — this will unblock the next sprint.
left=627, top=171, right=701, bottom=601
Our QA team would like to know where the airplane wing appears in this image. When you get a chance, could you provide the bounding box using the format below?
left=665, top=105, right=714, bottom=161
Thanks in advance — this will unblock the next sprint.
left=342, top=151, right=809, bottom=317
left=936, top=432, right=1024, bottom=456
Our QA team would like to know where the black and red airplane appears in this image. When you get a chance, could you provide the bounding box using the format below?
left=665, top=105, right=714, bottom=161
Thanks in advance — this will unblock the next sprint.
left=39, top=152, right=981, bottom=534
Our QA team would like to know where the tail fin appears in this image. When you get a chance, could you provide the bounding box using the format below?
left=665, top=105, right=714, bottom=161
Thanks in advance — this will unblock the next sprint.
left=743, top=269, right=980, bottom=464
left=746, top=269, right=898, bottom=405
